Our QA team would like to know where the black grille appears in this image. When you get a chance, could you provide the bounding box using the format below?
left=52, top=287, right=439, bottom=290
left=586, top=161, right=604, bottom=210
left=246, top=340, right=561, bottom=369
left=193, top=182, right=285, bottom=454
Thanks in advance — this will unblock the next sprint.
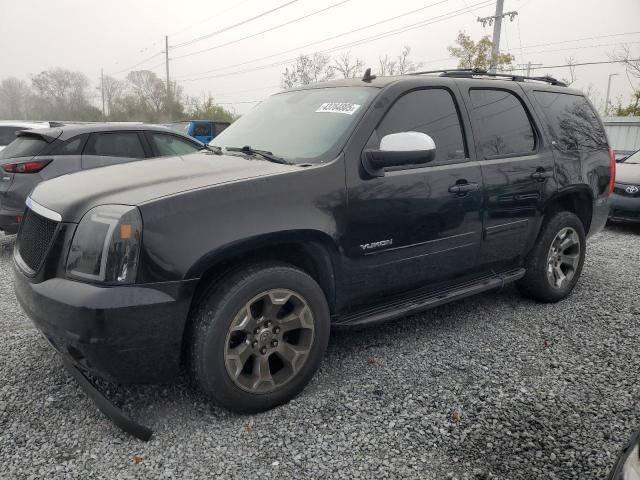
left=17, top=208, right=59, bottom=272
left=614, top=184, right=640, bottom=197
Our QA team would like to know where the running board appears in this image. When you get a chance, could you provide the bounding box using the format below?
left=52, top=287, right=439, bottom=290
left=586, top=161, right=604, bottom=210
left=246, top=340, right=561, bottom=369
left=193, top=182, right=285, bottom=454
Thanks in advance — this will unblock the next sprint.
left=61, top=357, right=153, bottom=441
left=333, top=268, right=525, bottom=328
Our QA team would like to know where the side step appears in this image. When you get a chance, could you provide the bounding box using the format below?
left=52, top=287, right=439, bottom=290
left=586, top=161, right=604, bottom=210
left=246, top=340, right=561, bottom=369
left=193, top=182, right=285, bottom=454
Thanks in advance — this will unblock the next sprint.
left=333, top=268, right=525, bottom=328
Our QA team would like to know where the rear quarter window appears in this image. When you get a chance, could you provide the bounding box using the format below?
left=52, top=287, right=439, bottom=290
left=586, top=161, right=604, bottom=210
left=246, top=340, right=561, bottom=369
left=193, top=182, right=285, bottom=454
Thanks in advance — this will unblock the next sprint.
left=532, top=91, right=607, bottom=151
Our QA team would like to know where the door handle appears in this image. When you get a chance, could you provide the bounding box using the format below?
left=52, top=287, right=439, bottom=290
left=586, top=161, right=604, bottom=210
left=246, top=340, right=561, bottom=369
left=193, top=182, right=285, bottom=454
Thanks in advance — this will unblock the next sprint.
left=448, top=182, right=479, bottom=194
left=531, top=170, right=553, bottom=180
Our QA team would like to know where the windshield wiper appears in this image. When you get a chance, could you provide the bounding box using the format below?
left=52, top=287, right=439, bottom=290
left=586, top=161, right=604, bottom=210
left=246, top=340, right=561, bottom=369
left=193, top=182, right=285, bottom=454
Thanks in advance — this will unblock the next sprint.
left=200, top=144, right=222, bottom=154
left=225, top=146, right=292, bottom=165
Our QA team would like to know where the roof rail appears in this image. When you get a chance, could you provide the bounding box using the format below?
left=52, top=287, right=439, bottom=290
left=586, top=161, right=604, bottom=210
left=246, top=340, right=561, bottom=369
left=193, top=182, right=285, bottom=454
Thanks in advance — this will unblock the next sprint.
left=409, top=68, right=567, bottom=87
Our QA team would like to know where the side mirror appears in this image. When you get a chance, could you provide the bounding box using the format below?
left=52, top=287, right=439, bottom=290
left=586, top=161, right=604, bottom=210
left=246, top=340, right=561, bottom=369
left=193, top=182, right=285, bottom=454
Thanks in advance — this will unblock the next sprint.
left=362, top=131, right=436, bottom=177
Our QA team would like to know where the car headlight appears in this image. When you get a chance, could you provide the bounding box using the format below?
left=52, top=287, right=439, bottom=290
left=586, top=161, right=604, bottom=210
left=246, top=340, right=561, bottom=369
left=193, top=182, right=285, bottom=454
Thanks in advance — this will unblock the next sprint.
left=66, top=205, right=142, bottom=285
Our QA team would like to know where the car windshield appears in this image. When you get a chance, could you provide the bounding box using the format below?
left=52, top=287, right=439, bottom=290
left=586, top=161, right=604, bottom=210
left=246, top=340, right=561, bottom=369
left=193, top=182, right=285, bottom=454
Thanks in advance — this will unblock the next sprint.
left=624, top=150, right=640, bottom=164
left=0, top=135, right=49, bottom=160
left=209, top=86, right=379, bottom=163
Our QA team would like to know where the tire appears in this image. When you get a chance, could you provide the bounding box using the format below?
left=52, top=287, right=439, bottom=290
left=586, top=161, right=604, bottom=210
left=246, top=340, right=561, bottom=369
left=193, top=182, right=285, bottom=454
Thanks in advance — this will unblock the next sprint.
left=517, top=211, right=586, bottom=303
left=189, top=262, right=330, bottom=413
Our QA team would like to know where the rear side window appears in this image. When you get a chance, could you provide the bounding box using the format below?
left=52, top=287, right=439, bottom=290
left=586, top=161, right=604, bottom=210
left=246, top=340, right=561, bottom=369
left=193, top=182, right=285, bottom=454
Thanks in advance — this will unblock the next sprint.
left=193, top=123, right=212, bottom=136
left=469, top=89, right=536, bottom=158
left=0, top=126, right=23, bottom=146
left=86, top=132, right=145, bottom=158
left=52, top=136, right=84, bottom=155
left=149, top=133, right=200, bottom=156
left=376, top=88, right=467, bottom=163
left=0, top=135, right=48, bottom=159
left=532, top=91, right=607, bottom=151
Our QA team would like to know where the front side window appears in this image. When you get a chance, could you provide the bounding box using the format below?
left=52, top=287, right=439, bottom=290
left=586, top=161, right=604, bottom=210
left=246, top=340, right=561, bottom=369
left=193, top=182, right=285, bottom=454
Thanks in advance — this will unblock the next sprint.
left=470, top=89, right=536, bottom=158
left=88, top=132, right=145, bottom=158
left=533, top=91, right=607, bottom=151
left=150, top=133, right=200, bottom=156
left=210, top=86, right=379, bottom=163
left=375, top=88, right=467, bottom=163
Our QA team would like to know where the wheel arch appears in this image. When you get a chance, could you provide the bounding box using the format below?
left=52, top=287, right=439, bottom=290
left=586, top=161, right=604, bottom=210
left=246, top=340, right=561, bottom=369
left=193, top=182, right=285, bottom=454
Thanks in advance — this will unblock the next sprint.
left=544, top=186, right=594, bottom=234
left=185, top=230, right=340, bottom=316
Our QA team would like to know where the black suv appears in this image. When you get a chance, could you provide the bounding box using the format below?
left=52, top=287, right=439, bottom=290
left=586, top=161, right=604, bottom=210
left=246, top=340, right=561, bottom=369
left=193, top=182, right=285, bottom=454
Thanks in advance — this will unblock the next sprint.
left=13, top=70, right=613, bottom=432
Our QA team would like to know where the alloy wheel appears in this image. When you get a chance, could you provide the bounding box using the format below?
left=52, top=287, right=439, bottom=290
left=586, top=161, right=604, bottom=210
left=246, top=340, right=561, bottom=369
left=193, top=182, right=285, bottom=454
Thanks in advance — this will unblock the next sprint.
left=546, top=227, right=581, bottom=289
left=223, top=289, right=315, bottom=394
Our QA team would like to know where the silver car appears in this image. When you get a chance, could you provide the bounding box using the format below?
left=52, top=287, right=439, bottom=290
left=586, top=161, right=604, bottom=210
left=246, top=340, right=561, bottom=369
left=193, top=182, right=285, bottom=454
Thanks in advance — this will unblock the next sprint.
left=0, top=123, right=204, bottom=233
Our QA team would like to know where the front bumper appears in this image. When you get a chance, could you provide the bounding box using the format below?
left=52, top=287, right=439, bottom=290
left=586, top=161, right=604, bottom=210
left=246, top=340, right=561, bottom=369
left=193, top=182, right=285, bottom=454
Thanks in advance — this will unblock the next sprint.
left=14, top=262, right=198, bottom=383
left=609, top=193, right=640, bottom=223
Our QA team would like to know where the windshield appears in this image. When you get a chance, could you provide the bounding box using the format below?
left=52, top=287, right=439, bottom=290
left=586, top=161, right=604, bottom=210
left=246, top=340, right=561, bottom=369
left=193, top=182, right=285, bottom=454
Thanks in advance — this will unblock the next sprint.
left=210, top=86, right=379, bottom=163
left=0, top=135, right=49, bottom=160
left=624, top=150, right=640, bottom=164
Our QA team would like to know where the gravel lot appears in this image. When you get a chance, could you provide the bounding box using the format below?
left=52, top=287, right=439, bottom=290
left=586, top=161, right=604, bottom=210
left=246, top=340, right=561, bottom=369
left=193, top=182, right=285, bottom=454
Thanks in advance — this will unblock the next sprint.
left=1, top=224, right=639, bottom=480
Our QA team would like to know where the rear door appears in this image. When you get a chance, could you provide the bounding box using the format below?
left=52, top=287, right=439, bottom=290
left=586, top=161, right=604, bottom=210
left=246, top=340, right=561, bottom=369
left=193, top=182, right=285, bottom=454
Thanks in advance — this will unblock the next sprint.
left=344, top=86, right=484, bottom=301
left=81, top=131, right=149, bottom=169
left=459, top=83, right=557, bottom=271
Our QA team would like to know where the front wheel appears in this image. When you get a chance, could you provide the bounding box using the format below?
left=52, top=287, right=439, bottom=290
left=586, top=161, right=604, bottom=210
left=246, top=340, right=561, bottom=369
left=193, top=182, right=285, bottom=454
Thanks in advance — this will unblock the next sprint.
left=517, top=211, right=586, bottom=303
left=189, top=263, right=330, bottom=413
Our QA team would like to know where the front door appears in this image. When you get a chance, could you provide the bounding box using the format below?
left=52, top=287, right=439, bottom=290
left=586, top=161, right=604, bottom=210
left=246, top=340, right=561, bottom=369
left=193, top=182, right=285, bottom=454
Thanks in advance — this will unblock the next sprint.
left=459, top=83, right=557, bottom=270
left=344, top=87, right=484, bottom=303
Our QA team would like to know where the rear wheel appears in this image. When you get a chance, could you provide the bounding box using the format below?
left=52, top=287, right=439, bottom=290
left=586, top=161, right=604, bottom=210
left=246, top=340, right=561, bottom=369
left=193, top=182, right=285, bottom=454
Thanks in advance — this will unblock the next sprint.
left=517, top=211, right=586, bottom=302
left=189, top=263, right=330, bottom=413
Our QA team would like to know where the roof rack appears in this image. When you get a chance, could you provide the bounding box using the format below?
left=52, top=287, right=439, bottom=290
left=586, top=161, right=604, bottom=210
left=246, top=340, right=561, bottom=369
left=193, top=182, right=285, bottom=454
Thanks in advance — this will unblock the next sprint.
left=410, top=68, right=567, bottom=87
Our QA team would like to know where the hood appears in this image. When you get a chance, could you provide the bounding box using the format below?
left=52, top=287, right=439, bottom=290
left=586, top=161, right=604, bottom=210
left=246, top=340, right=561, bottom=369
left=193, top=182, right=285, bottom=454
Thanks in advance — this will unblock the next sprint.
left=29, top=152, right=296, bottom=222
left=616, top=162, right=640, bottom=185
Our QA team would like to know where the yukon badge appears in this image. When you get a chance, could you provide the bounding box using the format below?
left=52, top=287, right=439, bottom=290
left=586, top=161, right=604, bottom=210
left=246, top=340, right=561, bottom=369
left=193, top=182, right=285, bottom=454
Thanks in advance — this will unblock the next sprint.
left=360, top=239, right=393, bottom=252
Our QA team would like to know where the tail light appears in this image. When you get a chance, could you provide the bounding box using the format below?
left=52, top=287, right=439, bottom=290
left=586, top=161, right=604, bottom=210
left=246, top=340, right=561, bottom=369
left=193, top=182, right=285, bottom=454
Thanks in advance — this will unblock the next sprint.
left=1, top=159, right=51, bottom=173
left=608, top=148, right=616, bottom=194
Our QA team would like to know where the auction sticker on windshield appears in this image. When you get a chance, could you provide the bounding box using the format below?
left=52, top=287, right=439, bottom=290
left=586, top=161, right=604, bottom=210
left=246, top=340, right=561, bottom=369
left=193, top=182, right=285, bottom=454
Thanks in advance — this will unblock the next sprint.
left=316, top=103, right=361, bottom=115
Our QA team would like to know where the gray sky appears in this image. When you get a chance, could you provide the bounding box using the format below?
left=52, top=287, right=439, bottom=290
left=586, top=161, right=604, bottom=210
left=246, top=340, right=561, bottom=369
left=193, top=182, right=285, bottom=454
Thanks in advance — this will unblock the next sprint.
left=1, top=0, right=639, bottom=115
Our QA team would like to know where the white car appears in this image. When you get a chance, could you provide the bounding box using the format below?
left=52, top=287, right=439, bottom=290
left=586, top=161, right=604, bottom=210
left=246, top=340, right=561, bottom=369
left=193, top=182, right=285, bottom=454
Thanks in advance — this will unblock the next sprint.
left=0, top=121, right=50, bottom=151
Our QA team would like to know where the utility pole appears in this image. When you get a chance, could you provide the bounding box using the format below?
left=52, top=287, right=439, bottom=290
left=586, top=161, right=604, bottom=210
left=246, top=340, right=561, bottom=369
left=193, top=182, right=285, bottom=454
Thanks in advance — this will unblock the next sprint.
left=100, top=68, right=106, bottom=120
left=605, top=73, right=619, bottom=116
left=516, top=62, right=542, bottom=76
left=165, top=35, right=171, bottom=108
left=477, top=1, right=518, bottom=74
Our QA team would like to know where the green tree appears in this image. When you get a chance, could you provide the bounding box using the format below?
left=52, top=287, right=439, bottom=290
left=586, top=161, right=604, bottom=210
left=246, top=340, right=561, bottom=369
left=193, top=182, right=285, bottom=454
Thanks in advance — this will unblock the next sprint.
left=185, top=95, right=236, bottom=122
left=448, top=32, right=514, bottom=71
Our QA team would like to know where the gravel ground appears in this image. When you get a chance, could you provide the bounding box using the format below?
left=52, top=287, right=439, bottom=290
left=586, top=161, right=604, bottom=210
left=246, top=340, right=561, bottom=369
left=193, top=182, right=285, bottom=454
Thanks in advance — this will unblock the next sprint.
left=1, top=223, right=639, bottom=480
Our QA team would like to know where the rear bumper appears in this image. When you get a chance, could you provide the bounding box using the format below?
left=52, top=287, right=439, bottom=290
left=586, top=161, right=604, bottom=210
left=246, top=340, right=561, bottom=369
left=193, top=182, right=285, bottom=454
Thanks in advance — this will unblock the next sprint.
left=609, top=193, right=640, bottom=223
left=14, top=262, right=198, bottom=383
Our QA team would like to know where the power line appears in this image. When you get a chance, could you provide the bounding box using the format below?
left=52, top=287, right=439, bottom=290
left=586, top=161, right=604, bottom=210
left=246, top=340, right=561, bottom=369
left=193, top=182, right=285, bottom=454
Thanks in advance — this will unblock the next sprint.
left=167, top=0, right=252, bottom=39
left=516, top=40, right=640, bottom=56
left=171, top=0, right=352, bottom=62
left=176, top=0, right=487, bottom=81
left=172, top=0, right=300, bottom=49
left=511, top=31, right=640, bottom=51
left=210, top=59, right=640, bottom=107
left=111, top=52, right=163, bottom=76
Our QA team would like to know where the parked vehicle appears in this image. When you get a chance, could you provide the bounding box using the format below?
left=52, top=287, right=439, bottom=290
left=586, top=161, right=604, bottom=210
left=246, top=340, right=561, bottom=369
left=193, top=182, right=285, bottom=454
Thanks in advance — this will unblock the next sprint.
left=13, top=70, right=613, bottom=438
left=609, top=149, right=640, bottom=223
left=0, top=123, right=203, bottom=234
left=0, top=121, right=50, bottom=152
left=165, top=120, right=230, bottom=143
left=608, top=427, right=640, bottom=480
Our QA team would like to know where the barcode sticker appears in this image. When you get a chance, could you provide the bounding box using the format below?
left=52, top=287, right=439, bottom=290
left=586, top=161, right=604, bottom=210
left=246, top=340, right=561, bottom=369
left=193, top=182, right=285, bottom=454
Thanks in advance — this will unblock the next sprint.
left=315, top=102, right=361, bottom=115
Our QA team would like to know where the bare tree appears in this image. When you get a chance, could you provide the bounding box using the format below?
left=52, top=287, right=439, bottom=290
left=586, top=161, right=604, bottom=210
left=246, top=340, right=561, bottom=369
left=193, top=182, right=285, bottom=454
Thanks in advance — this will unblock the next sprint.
left=31, top=68, right=93, bottom=118
left=281, top=53, right=335, bottom=88
left=0, top=77, right=31, bottom=119
left=125, top=70, right=166, bottom=114
left=561, top=56, right=578, bottom=86
left=378, top=55, right=398, bottom=76
left=98, top=75, right=123, bottom=117
left=332, top=52, right=364, bottom=79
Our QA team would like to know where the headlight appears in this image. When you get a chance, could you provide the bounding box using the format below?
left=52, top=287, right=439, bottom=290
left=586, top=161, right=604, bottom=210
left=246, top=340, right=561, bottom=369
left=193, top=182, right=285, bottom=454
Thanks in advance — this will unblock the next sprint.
left=66, top=205, right=142, bottom=285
